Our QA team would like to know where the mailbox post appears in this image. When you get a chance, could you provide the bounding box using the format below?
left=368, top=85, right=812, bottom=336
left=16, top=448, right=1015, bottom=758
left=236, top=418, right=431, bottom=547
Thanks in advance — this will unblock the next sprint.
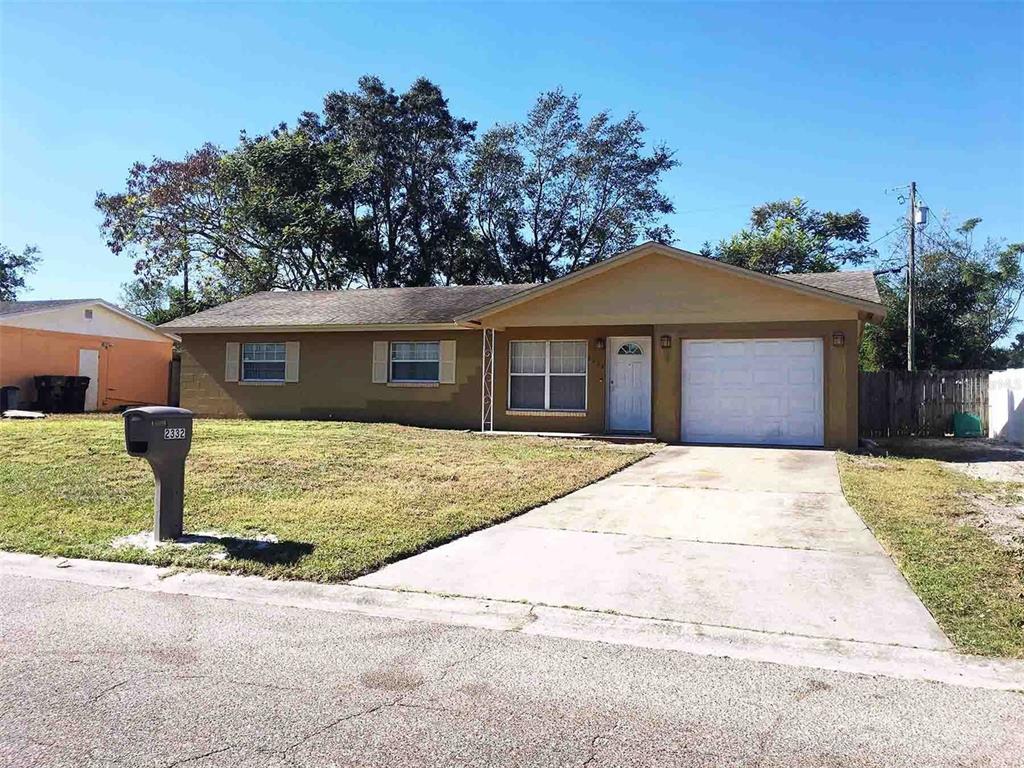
left=123, top=406, right=194, bottom=541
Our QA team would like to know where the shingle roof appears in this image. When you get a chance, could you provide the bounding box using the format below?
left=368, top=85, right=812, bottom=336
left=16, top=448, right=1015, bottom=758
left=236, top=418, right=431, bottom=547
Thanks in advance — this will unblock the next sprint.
left=161, top=284, right=537, bottom=330
left=777, top=271, right=881, bottom=304
left=0, top=299, right=96, bottom=317
left=161, top=263, right=883, bottom=332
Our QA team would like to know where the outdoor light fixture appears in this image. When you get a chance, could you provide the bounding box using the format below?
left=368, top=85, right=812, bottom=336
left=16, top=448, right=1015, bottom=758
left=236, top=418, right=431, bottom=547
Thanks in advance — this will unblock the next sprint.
left=660, top=335, right=672, bottom=349
left=595, top=338, right=605, bottom=350
left=832, top=332, right=846, bottom=347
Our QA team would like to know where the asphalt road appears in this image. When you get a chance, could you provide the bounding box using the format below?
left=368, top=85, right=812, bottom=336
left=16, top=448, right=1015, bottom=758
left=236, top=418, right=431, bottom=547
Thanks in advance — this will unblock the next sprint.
left=2, top=574, right=1022, bottom=768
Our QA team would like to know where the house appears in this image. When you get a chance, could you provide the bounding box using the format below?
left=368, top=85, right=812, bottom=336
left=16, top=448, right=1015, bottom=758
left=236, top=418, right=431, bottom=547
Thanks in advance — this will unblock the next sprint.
left=0, top=299, right=178, bottom=411
left=161, top=243, right=885, bottom=449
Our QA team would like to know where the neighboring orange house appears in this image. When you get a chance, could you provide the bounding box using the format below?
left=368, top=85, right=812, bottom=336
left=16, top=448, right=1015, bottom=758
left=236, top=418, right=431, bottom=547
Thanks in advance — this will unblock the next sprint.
left=0, top=299, right=178, bottom=411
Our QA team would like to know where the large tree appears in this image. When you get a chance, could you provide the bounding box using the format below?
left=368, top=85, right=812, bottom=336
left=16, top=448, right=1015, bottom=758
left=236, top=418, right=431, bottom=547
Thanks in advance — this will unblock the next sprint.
left=469, top=89, right=676, bottom=283
left=98, top=77, right=679, bottom=318
left=96, top=143, right=253, bottom=308
left=98, top=76, right=478, bottom=305
left=703, top=198, right=875, bottom=274
left=96, top=133, right=366, bottom=305
left=301, top=75, right=478, bottom=287
left=119, top=276, right=228, bottom=327
left=862, top=218, right=1024, bottom=370
left=0, top=243, right=40, bottom=301
left=219, top=125, right=366, bottom=290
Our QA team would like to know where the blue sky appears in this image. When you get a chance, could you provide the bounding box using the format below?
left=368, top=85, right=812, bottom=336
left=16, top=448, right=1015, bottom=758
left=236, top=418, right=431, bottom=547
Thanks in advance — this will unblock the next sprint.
left=2, top=1, right=1022, bottom=302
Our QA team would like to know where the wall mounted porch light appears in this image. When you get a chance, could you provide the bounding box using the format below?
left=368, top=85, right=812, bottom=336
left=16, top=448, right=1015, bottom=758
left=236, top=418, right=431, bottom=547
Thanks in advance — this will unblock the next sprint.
left=832, top=331, right=846, bottom=347
left=660, top=335, right=672, bottom=349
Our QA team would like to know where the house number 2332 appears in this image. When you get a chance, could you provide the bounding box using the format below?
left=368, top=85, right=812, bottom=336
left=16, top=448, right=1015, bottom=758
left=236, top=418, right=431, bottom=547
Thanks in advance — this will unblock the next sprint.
left=163, top=427, right=187, bottom=440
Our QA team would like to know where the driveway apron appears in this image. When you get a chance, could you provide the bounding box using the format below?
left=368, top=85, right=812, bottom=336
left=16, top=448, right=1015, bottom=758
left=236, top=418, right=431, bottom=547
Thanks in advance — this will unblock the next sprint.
left=355, top=446, right=952, bottom=650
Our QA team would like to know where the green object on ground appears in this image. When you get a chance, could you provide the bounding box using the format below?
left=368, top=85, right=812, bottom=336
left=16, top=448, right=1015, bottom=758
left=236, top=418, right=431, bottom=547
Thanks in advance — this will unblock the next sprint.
left=952, top=411, right=983, bottom=438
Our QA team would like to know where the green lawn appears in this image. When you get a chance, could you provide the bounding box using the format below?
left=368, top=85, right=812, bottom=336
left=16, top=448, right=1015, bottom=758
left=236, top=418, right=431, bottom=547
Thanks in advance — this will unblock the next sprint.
left=0, top=416, right=654, bottom=582
left=838, top=453, right=1024, bottom=658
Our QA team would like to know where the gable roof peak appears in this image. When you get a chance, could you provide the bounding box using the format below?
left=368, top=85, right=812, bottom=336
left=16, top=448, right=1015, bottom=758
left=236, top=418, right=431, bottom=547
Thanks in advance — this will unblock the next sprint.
left=455, top=241, right=884, bottom=322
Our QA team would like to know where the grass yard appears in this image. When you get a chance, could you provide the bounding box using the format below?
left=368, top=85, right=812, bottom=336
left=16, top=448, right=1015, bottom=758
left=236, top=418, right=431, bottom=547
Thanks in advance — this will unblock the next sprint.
left=0, top=416, right=654, bottom=582
left=839, top=453, right=1024, bottom=658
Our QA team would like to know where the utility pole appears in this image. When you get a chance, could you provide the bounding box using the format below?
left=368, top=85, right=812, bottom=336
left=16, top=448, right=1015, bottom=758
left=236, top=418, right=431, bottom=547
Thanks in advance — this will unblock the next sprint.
left=907, top=181, right=916, bottom=372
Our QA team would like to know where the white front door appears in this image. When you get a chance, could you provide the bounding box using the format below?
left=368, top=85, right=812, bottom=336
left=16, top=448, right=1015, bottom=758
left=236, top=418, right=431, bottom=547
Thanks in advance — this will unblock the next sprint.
left=681, top=338, right=824, bottom=446
left=77, top=349, right=100, bottom=412
left=607, top=336, right=652, bottom=432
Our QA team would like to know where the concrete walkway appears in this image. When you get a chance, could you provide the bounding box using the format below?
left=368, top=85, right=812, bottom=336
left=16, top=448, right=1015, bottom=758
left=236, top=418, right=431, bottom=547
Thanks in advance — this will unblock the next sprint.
left=356, top=446, right=952, bottom=651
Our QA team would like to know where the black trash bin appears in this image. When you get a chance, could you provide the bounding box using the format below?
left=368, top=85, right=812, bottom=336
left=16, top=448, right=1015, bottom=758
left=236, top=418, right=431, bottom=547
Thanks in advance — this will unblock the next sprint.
left=34, top=375, right=68, bottom=413
left=0, top=386, right=19, bottom=413
left=63, top=376, right=91, bottom=413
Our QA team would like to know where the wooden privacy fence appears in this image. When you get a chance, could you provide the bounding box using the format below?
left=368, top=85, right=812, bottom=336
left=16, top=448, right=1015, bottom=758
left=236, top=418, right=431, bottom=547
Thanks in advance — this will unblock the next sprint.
left=167, top=356, right=181, bottom=407
left=859, top=370, right=990, bottom=438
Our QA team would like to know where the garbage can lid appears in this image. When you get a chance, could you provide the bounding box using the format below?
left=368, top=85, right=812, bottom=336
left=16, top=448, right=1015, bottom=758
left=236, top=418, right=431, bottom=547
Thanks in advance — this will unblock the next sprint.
left=123, top=406, right=194, bottom=419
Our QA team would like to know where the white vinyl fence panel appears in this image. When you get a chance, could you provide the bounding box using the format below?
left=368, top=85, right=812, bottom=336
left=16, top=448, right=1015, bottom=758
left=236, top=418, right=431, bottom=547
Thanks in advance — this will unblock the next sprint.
left=988, top=369, right=1024, bottom=444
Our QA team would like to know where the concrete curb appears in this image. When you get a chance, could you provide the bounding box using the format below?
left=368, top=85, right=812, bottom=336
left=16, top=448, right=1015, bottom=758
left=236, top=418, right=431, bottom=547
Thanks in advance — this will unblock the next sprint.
left=3, top=552, right=1022, bottom=692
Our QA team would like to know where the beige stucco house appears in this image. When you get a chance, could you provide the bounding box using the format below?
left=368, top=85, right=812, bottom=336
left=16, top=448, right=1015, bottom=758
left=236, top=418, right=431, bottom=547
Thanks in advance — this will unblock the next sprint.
left=161, top=243, right=885, bottom=449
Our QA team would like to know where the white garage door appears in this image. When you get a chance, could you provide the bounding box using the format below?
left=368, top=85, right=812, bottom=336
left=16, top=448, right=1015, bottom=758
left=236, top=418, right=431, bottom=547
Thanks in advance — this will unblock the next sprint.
left=682, top=338, right=824, bottom=447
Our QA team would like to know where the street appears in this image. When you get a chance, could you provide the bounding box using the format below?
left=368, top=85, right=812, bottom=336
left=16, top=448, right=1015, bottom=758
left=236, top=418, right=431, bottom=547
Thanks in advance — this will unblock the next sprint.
left=3, top=571, right=1022, bottom=768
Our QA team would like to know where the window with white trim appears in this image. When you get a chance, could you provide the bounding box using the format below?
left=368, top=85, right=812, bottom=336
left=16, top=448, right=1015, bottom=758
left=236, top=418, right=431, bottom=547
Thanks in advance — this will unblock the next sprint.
left=242, top=342, right=286, bottom=382
left=509, top=340, right=587, bottom=411
left=390, top=341, right=440, bottom=382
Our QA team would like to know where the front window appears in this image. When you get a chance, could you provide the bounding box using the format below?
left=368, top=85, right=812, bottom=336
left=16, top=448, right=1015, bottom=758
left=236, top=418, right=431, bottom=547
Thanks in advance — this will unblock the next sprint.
left=391, top=341, right=440, bottom=382
left=242, top=342, right=286, bottom=382
left=509, top=340, right=587, bottom=411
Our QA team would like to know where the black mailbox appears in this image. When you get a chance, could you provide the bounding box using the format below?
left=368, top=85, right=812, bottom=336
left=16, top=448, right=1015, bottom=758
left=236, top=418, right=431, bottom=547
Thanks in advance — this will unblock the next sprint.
left=123, top=406, right=194, bottom=541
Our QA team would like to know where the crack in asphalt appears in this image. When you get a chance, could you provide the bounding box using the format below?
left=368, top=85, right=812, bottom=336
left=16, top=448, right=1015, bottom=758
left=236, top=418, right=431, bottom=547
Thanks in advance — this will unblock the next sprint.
left=754, top=678, right=833, bottom=766
left=85, top=679, right=130, bottom=704
left=580, top=721, right=620, bottom=767
left=160, top=745, right=233, bottom=768
left=429, top=648, right=489, bottom=687
left=259, top=645, right=496, bottom=760
left=168, top=673, right=308, bottom=693
left=270, top=697, right=405, bottom=759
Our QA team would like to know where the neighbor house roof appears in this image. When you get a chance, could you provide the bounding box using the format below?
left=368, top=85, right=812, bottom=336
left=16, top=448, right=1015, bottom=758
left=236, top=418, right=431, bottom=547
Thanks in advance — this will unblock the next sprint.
left=0, top=298, right=179, bottom=340
left=160, top=284, right=536, bottom=332
left=162, top=242, right=885, bottom=333
left=0, top=299, right=97, bottom=317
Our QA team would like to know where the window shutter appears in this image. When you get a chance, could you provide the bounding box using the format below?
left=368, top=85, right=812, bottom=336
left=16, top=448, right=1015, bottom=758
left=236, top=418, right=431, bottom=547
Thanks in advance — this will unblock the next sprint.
left=372, top=341, right=389, bottom=384
left=224, top=342, right=240, bottom=383
left=285, top=341, right=300, bottom=382
left=439, top=340, right=457, bottom=384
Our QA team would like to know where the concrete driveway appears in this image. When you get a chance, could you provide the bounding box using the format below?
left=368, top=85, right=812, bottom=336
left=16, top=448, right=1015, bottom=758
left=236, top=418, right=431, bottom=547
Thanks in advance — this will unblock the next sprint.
left=356, top=446, right=951, bottom=651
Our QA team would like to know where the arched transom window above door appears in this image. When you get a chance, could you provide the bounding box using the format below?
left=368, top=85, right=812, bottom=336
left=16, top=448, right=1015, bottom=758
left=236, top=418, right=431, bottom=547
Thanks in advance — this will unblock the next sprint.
left=617, top=342, right=643, bottom=356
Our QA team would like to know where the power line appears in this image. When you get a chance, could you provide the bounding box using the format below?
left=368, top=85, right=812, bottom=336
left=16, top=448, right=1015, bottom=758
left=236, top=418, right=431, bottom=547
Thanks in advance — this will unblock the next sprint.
left=674, top=202, right=755, bottom=215
left=866, top=224, right=903, bottom=249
